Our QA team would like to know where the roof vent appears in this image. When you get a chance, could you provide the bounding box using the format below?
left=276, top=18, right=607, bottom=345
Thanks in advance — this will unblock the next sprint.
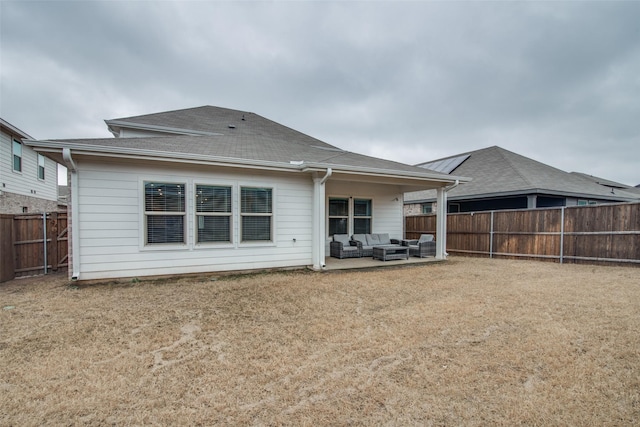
left=228, top=125, right=236, bottom=129
left=242, top=114, right=245, bottom=121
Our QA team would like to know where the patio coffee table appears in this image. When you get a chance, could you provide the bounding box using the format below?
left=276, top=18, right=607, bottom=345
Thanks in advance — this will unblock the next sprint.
left=372, top=245, right=409, bottom=261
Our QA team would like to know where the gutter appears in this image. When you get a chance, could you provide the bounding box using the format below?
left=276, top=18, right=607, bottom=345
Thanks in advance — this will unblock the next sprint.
left=29, top=139, right=469, bottom=185
left=62, top=148, right=80, bottom=281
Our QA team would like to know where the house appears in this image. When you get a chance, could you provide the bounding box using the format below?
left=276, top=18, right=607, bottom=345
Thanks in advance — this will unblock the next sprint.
left=25, top=106, right=468, bottom=281
left=405, top=146, right=640, bottom=215
left=1, top=118, right=60, bottom=214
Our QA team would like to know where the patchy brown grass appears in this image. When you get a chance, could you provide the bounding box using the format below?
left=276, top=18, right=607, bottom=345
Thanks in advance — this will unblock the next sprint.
left=1, top=257, right=639, bottom=426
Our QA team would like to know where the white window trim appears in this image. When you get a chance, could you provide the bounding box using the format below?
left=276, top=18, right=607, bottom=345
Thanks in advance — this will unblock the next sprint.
left=238, top=184, right=276, bottom=247
left=12, top=138, right=23, bottom=174
left=37, top=154, right=46, bottom=181
left=194, top=182, right=235, bottom=248
left=353, top=198, right=373, bottom=234
left=327, top=195, right=374, bottom=237
left=138, top=178, right=277, bottom=250
left=139, top=177, right=189, bottom=251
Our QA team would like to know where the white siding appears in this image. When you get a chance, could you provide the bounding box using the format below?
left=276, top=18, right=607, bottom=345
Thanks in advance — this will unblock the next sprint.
left=1, top=129, right=58, bottom=201
left=74, top=159, right=314, bottom=280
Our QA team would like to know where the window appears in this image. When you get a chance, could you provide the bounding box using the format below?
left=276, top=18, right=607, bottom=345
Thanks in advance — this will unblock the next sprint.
left=353, top=199, right=372, bottom=234
left=37, top=154, right=45, bottom=180
left=328, top=197, right=349, bottom=235
left=144, top=182, right=186, bottom=244
left=328, top=197, right=373, bottom=236
left=241, top=187, right=272, bottom=241
left=196, top=185, right=232, bottom=243
left=12, top=139, right=22, bottom=172
left=421, top=203, right=433, bottom=214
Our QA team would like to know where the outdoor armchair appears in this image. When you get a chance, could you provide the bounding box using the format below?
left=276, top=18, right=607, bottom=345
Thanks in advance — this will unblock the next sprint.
left=405, top=234, right=436, bottom=258
left=330, top=234, right=361, bottom=259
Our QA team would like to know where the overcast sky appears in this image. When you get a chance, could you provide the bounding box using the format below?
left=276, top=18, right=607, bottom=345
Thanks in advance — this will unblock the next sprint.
left=2, top=0, right=639, bottom=186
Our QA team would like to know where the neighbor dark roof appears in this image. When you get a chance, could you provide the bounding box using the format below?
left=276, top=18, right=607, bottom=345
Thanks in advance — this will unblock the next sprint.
left=406, top=146, right=640, bottom=203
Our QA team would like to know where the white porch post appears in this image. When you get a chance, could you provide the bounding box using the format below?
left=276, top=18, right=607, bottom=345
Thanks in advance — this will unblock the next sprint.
left=311, top=169, right=331, bottom=270
left=435, top=186, right=447, bottom=259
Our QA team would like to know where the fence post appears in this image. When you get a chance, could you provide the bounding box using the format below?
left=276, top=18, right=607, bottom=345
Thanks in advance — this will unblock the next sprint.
left=489, top=210, right=494, bottom=258
left=42, top=212, right=48, bottom=274
left=560, top=207, right=565, bottom=264
left=50, top=212, right=58, bottom=271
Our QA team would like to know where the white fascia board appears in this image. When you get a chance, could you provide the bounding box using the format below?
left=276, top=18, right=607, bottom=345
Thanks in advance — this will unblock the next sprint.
left=24, top=139, right=305, bottom=173
left=0, top=118, right=35, bottom=140
left=301, top=163, right=470, bottom=185
left=104, top=120, right=223, bottom=137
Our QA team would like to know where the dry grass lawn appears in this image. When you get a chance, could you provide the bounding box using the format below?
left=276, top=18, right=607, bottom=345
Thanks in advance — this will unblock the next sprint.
left=1, top=257, right=639, bottom=426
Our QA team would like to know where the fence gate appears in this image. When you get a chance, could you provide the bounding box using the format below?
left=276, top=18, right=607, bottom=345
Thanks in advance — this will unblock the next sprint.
left=0, top=212, right=68, bottom=282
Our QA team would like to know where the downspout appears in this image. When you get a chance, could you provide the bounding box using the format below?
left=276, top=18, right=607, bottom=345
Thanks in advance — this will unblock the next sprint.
left=312, top=168, right=332, bottom=270
left=62, top=148, right=80, bottom=280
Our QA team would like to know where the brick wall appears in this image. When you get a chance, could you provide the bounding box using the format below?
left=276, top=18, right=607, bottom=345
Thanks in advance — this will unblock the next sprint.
left=0, top=192, right=61, bottom=214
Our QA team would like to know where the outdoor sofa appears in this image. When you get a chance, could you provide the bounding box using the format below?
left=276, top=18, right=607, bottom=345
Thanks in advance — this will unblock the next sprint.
left=351, top=233, right=402, bottom=257
left=403, top=234, right=436, bottom=258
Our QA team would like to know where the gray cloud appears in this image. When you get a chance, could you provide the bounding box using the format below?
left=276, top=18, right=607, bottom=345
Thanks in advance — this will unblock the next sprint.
left=2, top=1, right=639, bottom=185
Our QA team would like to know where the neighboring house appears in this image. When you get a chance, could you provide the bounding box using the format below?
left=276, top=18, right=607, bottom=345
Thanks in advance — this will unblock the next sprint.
left=25, top=106, right=467, bottom=281
left=405, top=146, right=640, bottom=215
left=0, top=118, right=60, bottom=214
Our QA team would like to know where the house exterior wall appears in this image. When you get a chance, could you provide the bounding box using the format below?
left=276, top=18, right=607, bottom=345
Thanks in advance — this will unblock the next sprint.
left=325, top=180, right=405, bottom=249
left=1, top=128, right=58, bottom=214
left=73, top=158, right=314, bottom=280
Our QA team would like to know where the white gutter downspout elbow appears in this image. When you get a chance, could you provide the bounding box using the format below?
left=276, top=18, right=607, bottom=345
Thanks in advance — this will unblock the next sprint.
left=320, top=167, right=332, bottom=184
left=62, top=148, right=77, bottom=172
left=62, top=148, right=80, bottom=280
left=444, top=179, right=460, bottom=192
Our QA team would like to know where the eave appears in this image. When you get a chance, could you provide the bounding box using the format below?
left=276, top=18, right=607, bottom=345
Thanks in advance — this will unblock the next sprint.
left=406, top=188, right=636, bottom=204
left=25, top=139, right=469, bottom=190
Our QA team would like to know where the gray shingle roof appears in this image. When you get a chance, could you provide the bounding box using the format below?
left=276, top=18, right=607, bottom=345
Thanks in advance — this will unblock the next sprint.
left=44, top=133, right=433, bottom=174
left=406, top=146, right=640, bottom=203
left=106, top=106, right=335, bottom=148
left=28, top=106, right=466, bottom=182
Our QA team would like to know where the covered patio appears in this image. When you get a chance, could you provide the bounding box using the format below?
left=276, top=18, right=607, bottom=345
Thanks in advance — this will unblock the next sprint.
left=323, top=255, right=444, bottom=271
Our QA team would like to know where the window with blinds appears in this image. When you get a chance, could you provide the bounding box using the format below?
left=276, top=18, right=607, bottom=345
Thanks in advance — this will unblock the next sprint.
left=241, top=187, right=272, bottom=241
left=13, top=139, right=22, bottom=172
left=353, top=199, right=372, bottom=234
left=328, top=197, right=349, bottom=235
left=196, top=185, right=232, bottom=243
left=328, top=197, right=373, bottom=236
left=144, top=182, right=186, bottom=244
left=37, top=154, right=45, bottom=180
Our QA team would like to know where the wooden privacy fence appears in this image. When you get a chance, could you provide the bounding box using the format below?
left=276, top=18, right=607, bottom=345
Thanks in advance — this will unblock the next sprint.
left=406, top=202, right=640, bottom=266
left=0, top=212, right=68, bottom=282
